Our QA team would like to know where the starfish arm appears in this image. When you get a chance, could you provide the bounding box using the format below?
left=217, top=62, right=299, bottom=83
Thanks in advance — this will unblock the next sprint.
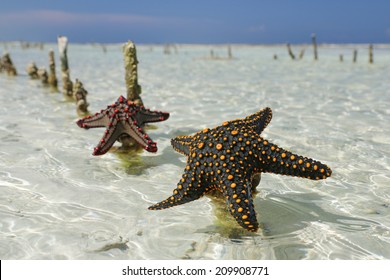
left=224, top=177, right=259, bottom=232
left=121, top=120, right=158, bottom=152
left=92, top=118, right=122, bottom=155
left=245, top=107, right=273, bottom=135
left=134, top=107, right=170, bottom=126
left=148, top=165, right=206, bottom=210
left=257, top=141, right=332, bottom=180
left=76, top=112, right=110, bottom=129
left=171, top=135, right=193, bottom=156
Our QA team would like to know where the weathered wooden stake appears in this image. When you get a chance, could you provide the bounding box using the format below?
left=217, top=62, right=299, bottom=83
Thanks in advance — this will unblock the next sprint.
left=38, top=68, right=49, bottom=85
left=311, top=33, right=318, bottom=60
left=286, top=43, right=295, bottom=60
left=0, top=53, right=17, bottom=75
left=353, top=49, right=358, bottom=63
left=228, top=45, right=232, bottom=59
left=123, top=41, right=143, bottom=106
left=163, top=44, right=171, bottom=55
left=57, top=36, right=73, bottom=97
left=73, top=79, right=89, bottom=115
left=48, top=49, right=58, bottom=90
left=26, top=62, right=39, bottom=79
left=210, top=49, right=215, bottom=59
left=298, top=49, right=305, bottom=60
left=121, top=41, right=144, bottom=148
left=369, top=44, right=374, bottom=64
left=58, top=36, right=90, bottom=115
left=101, top=44, right=107, bottom=53
left=339, top=54, right=343, bottom=62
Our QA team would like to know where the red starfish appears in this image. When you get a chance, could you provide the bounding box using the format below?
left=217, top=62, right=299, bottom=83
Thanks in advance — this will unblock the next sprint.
left=76, top=95, right=169, bottom=155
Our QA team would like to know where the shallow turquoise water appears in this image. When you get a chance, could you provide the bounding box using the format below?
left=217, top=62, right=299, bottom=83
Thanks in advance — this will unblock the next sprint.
left=0, top=43, right=389, bottom=259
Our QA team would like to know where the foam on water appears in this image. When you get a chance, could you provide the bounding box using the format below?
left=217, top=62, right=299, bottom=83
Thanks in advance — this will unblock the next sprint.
left=0, top=43, right=389, bottom=259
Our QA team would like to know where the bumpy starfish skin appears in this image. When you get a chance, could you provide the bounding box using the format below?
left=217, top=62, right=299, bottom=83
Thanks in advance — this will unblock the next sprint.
left=76, top=96, right=169, bottom=155
left=149, top=108, right=332, bottom=232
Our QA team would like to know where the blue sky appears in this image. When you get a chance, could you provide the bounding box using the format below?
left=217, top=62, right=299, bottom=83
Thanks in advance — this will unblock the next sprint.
left=0, top=0, right=389, bottom=44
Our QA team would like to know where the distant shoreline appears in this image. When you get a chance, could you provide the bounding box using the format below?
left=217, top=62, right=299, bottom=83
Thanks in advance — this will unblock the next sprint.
left=1, top=41, right=390, bottom=48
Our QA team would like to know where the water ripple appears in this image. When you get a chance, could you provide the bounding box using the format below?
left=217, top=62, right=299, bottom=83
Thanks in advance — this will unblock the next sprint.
left=1, top=44, right=389, bottom=259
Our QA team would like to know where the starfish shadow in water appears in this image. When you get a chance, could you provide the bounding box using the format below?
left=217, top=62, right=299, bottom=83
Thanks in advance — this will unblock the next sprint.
left=117, top=127, right=202, bottom=175
left=115, top=144, right=186, bottom=176
left=190, top=190, right=378, bottom=242
left=257, top=192, right=379, bottom=237
left=183, top=191, right=379, bottom=260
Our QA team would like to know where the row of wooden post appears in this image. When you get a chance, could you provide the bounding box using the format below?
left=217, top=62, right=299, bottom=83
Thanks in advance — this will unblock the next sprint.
left=285, top=34, right=374, bottom=63
left=25, top=50, right=58, bottom=89
left=0, top=39, right=142, bottom=119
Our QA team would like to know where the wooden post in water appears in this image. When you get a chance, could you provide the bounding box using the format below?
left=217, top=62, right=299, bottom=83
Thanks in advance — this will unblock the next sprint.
left=0, top=51, right=5, bottom=68
left=298, top=49, right=305, bottom=60
left=0, top=53, right=17, bottom=76
left=26, top=62, right=39, bottom=79
left=286, top=43, right=295, bottom=60
left=38, top=68, right=49, bottom=85
left=58, top=36, right=90, bottom=115
left=228, top=45, right=232, bottom=59
left=38, top=67, right=49, bottom=87
left=353, top=49, right=357, bottom=63
left=369, top=44, right=374, bottom=64
left=339, top=54, right=343, bottom=62
left=57, top=36, right=73, bottom=97
left=73, top=79, right=89, bottom=115
left=123, top=41, right=143, bottom=106
left=163, top=44, right=171, bottom=55
left=311, top=33, right=318, bottom=60
left=121, top=41, right=143, bottom=149
left=48, top=49, right=58, bottom=90
left=210, top=49, right=215, bottom=59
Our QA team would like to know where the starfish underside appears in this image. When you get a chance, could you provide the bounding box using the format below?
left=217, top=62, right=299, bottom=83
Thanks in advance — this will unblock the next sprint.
left=149, top=107, right=332, bottom=232
left=76, top=95, right=169, bottom=155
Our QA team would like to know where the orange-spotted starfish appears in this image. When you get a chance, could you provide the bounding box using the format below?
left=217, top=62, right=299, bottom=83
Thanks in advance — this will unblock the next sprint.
left=76, top=95, right=169, bottom=155
left=149, top=108, right=331, bottom=232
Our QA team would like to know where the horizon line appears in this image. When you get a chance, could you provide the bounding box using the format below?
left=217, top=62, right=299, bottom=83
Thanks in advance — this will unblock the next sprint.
left=1, top=40, right=389, bottom=46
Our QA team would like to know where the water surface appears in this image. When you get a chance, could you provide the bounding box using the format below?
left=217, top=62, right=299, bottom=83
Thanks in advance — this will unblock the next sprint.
left=0, top=43, right=389, bottom=259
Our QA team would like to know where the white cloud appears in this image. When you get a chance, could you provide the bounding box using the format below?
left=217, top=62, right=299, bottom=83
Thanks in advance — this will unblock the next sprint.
left=0, top=9, right=224, bottom=42
left=0, top=9, right=188, bottom=27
